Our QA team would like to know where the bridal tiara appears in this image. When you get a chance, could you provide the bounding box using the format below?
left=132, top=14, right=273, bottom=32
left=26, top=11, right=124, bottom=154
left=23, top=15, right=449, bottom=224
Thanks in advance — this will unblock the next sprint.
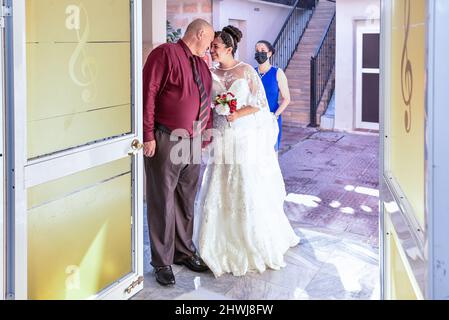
left=223, top=31, right=235, bottom=49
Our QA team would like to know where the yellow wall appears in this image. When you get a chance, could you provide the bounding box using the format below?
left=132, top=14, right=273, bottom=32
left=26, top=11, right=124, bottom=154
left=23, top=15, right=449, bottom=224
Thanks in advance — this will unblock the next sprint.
left=389, top=0, right=426, bottom=228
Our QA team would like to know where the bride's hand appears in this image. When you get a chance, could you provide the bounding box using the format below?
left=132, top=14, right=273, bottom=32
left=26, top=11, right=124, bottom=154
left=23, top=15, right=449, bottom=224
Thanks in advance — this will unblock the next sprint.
left=227, top=110, right=240, bottom=122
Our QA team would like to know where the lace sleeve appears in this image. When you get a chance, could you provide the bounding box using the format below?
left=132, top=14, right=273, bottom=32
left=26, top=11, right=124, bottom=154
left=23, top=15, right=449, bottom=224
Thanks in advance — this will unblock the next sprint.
left=244, top=65, right=270, bottom=111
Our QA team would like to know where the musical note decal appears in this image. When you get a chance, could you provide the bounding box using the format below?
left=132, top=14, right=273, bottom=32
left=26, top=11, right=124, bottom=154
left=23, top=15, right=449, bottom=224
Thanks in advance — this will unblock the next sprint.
left=66, top=4, right=98, bottom=103
left=401, top=0, right=413, bottom=133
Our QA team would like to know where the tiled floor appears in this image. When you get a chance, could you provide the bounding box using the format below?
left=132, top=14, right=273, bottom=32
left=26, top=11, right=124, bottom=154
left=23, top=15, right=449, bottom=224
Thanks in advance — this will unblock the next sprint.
left=133, top=126, right=380, bottom=300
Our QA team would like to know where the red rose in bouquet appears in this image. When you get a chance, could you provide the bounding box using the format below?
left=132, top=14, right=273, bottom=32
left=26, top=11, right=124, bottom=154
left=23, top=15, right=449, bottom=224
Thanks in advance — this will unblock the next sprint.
left=212, top=91, right=238, bottom=127
left=213, top=92, right=238, bottom=116
left=229, top=99, right=237, bottom=114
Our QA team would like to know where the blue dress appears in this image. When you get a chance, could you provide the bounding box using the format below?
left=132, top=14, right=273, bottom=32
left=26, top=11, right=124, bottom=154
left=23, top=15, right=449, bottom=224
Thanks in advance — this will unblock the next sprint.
left=256, top=66, right=282, bottom=151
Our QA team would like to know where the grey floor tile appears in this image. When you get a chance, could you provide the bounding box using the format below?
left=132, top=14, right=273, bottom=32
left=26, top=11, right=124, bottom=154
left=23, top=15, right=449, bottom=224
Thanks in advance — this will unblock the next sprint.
left=140, top=285, right=194, bottom=300
left=304, top=271, right=375, bottom=300
left=225, top=277, right=297, bottom=300
left=134, top=272, right=193, bottom=300
left=315, top=250, right=379, bottom=298
left=174, top=287, right=233, bottom=300
left=247, top=254, right=320, bottom=291
left=174, top=269, right=237, bottom=296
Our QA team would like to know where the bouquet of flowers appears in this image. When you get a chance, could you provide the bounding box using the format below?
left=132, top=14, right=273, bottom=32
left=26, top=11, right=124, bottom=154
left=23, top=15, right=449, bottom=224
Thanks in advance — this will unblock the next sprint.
left=212, top=92, right=238, bottom=116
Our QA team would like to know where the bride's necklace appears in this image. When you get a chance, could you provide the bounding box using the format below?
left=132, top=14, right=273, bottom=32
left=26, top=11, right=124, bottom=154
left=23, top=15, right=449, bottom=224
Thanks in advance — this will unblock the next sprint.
left=218, top=61, right=243, bottom=71
left=257, top=65, right=271, bottom=79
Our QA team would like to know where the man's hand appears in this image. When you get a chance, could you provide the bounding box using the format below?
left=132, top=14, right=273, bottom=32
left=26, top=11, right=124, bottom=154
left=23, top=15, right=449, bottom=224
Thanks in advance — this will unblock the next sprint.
left=144, top=140, right=157, bottom=158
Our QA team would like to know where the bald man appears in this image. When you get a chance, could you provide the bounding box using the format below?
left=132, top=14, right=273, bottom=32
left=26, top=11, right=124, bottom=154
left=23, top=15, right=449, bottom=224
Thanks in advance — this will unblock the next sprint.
left=142, top=19, right=215, bottom=286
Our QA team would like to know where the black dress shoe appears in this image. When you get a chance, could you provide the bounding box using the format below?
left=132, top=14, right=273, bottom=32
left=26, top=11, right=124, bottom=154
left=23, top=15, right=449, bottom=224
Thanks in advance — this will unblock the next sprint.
left=154, top=266, right=176, bottom=286
left=175, top=254, right=209, bottom=272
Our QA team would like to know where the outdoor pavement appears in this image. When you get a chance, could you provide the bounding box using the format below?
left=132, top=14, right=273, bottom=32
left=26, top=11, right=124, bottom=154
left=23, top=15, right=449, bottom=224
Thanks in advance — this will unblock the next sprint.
left=133, top=125, right=380, bottom=300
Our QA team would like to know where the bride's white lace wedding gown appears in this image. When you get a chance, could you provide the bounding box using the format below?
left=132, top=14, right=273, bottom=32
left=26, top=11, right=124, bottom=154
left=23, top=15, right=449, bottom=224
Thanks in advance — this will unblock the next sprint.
left=194, top=62, right=299, bottom=277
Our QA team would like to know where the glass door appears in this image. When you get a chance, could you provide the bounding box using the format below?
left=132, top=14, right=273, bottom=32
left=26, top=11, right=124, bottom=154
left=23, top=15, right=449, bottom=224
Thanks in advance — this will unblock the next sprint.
left=380, top=0, right=428, bottom=300
left=356, top=22, right=380, bottom=130
left=11, top=0, right=144, bottom=300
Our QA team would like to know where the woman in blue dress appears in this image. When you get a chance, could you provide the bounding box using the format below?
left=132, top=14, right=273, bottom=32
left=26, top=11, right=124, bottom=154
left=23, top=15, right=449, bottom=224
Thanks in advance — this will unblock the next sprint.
left=255, top=40, right=291, bottom=152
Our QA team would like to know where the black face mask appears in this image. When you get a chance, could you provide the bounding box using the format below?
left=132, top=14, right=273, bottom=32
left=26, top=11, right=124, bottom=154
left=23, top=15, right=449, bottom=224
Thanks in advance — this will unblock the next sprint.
left=255, top=52, right=269, bottom=65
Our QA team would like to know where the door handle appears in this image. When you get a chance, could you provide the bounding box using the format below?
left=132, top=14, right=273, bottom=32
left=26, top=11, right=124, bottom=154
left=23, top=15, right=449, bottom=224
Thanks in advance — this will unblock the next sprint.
left=128, top=139, right=144, bottom=156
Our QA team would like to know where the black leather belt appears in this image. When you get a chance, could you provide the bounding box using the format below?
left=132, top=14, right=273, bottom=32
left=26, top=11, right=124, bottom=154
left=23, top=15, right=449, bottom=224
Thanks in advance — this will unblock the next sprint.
left=155, top=123, right=191, bottom=139
left=155, top=123, right=173, bottom=135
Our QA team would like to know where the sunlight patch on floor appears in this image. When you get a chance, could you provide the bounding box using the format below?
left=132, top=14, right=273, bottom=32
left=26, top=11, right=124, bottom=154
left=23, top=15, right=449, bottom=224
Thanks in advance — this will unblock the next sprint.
left=341, top=207, right=355, bottom=215
left=285, top=194, right=322, bottom=208
left=384, top=201, right=400, bottom=213
left=330, top=200, right=341, bottom=208
left=355, top=186, right=379, bottom=197
left=344, top=185, right=379, bottom=197
left=361, top=205, right=373, bottom=213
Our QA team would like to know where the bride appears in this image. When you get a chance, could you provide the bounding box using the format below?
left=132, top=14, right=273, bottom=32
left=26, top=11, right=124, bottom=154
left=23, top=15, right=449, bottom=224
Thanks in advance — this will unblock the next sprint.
left=195, top=26, right=299, bottom=277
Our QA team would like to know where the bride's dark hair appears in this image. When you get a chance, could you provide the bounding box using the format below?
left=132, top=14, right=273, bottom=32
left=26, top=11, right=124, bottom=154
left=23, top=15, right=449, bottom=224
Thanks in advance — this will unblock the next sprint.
left=215, top=25, right=243, bottom=57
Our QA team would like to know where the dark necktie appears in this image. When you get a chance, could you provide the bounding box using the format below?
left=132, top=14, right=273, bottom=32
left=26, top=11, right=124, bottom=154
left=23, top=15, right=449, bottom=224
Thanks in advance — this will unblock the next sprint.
left=191, top=57, right=210, bottom=133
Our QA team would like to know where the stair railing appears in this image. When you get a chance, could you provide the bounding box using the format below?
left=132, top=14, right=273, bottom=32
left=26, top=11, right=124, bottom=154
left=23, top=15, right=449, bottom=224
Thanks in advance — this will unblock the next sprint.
left=272, top=0, right=319, bottom=71
left=309, top=11, right=336, bottom=127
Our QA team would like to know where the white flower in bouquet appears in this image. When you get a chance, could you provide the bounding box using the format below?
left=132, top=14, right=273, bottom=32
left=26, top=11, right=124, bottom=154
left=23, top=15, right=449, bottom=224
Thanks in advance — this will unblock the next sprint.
left=212, top=92, right=238, bottom=116
left=212, top=91, right=238, bottom=127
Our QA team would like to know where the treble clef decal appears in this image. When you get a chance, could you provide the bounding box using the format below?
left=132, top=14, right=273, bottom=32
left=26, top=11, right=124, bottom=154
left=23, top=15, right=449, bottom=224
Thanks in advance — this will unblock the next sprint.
left=66, top=4, right=98, bottom=103
left=401, top=0, right=413, bottom=133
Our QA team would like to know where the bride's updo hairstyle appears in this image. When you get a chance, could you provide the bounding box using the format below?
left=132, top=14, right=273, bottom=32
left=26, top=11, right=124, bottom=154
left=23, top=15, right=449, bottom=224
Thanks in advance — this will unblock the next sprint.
left=215, top=25, right=243, bottom=57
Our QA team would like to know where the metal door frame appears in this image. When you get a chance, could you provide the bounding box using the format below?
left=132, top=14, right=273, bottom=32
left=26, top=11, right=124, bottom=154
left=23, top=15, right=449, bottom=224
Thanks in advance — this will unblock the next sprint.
left=0, top=0, right=7, bottom=301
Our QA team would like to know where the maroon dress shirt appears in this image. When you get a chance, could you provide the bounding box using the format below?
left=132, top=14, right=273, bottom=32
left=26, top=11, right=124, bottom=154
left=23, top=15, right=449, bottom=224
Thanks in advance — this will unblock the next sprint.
left=143, top=40, right=213, bottom=142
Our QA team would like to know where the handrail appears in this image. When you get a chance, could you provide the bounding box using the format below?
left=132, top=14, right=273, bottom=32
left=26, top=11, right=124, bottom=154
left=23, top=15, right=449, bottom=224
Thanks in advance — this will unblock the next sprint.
left=314, top=11, right=336, bottom=57
left=271, top=0, right=319, bottom=71
left=309, top=11, right=336, bottom=127
left=273, top=0, right=301, bottom=47
left=262, top=0, right=297, bottom=6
